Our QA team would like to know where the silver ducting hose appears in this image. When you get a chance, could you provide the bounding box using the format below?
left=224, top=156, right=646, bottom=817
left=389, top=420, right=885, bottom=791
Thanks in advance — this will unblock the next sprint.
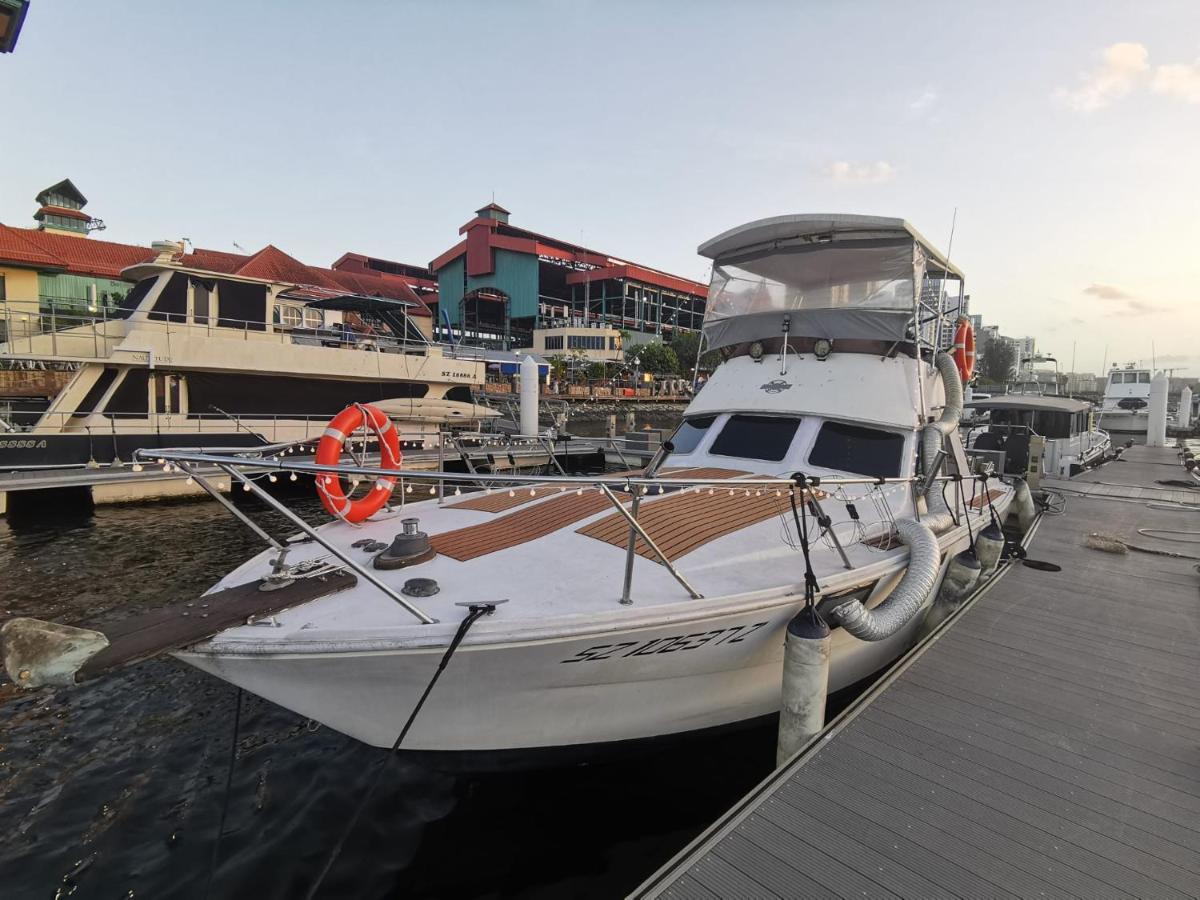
left=827, top=517, right=941, bottom=641
left=918, top=351, right=964, bottom=534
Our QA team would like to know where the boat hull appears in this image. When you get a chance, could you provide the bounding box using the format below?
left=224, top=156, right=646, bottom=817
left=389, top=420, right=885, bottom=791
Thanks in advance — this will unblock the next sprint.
left=176, top=525, right=985, bottom=756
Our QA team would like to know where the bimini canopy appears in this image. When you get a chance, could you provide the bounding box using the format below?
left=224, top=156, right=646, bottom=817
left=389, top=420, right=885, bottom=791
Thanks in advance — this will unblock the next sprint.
left=697, top=214, right=963, bottom=350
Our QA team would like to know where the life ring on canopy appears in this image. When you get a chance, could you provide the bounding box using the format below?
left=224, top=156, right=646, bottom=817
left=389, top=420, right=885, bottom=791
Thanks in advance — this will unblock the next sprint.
left=951, top=316, right=975, bottom=384
left=314, top=403, right=401, bottom=523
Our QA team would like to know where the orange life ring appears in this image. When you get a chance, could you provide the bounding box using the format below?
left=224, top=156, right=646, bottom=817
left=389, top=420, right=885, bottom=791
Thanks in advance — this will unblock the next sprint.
left=314, top=403, right=401, bottom=523
left=951, top=316, right=975, bottom=384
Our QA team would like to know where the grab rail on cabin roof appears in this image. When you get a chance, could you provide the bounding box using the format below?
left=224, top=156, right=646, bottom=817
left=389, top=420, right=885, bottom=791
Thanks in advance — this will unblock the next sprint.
left=132, top=444, right=994, bottom=624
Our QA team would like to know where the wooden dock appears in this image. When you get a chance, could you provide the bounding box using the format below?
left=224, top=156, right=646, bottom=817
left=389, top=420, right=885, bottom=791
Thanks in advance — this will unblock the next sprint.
left=636, top=445, right=1200, bottom=899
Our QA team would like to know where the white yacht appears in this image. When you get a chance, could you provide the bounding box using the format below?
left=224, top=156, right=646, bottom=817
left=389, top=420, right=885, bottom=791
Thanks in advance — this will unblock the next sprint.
left=1098, top=364, right=1152, bottom=435
left=5, top=215, right=1021, bottom=762
left=964, top=394, right=1110, bottom=481
left=0, top=243, right=492, bottom=470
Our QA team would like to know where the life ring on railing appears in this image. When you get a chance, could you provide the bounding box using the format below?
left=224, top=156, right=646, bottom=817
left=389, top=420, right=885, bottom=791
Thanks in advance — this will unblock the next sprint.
left=951, top=316, right=975, bottom=384
left=314, top=403, right=401, bottom=523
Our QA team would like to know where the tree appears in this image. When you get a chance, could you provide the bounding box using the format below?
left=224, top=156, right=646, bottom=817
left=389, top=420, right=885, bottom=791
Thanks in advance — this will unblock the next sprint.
left=669, top=331, right=719, bottom=374
left=630, top=341, right=680, bottom=376
left=977, top=335, right=1016, bottom=385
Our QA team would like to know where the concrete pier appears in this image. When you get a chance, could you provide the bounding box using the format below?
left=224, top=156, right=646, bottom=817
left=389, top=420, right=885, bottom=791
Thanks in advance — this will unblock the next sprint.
left=636, top=445, right=1200, bottom=898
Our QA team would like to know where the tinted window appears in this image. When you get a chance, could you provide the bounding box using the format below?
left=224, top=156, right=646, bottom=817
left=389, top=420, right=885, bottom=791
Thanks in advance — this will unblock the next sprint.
left=809, top=421, right=904, bottom=478
left=709, top=415, right=800, bottom=461
left=1138, top=373, right=1151, bottom=384
left=668, top=415, right=716, bottom=454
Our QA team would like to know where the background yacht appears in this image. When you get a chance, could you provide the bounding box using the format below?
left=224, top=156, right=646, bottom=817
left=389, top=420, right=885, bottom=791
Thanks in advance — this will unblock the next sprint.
left=0, top=242, right=490, bottom=470
left=1098, top=363, right=1152, bottom=435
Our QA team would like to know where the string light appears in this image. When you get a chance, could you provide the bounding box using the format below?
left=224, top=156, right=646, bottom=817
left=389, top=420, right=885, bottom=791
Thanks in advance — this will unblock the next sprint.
left=268, top=474, right=277, bottom=483
left=405, top=484, right=413, bottom=494
left=242, top=482, right=251, bottom=492
left=529, top=489, right=536, bottom=496
left=290, top=472, right=298, bottom=482
left=707, top=488, right=714, bottom=495
left=131, top=463, right=143, bottom=472
left=575, top=488, right=583, bottom=495
left=508, top=489, right=515, bottom=497
left=185, top=476, right=194, bottom=485
left=428, top=486, right=436, bottom=495
left=454, top=486, right=462, bottom=496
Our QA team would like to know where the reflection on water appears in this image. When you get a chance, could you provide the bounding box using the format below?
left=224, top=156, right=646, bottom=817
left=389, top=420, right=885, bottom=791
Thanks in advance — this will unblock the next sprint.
left=0, top=481, right=772, bottom=898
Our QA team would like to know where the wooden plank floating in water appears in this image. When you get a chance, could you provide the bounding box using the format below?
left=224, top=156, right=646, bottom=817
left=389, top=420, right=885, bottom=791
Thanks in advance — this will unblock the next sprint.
left=2, top=572, right=357, bottom=687
left=633, top=445, right=1200, bottom=899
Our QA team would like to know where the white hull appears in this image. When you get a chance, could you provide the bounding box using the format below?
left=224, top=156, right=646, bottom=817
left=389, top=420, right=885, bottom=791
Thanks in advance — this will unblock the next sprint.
left=176, top=518, right=989, bottom=753
left=1098, top=410, right=1148, bottom=434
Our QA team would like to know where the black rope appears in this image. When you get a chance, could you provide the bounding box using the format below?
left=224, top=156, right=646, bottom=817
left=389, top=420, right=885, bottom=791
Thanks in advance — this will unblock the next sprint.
left=204, top=687, right=243, bottom=900
left=302, top=603, right=496, bottom=900
left=789, top=474, right=821, bottom=611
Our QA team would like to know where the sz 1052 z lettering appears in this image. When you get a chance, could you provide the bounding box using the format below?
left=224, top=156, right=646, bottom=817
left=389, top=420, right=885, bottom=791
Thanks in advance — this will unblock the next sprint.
left=560, top=621, right=770, bottom=664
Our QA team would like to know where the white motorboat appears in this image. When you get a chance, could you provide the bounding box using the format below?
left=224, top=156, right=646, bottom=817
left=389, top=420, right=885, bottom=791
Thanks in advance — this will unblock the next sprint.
left=1098, top=364, right=1152, bottom=435
left=964, top=395, right=1111, bottom=481
left=4, top=215, right=1021, bottom=763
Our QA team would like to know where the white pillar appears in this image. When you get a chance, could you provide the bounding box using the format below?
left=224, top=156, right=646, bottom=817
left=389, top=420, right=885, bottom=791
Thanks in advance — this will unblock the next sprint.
left=519, top=355, right=539, bottom=437
left=1179, top=385, right=1193, bottom=430
left=1148, top=370, right=1168, bottom=447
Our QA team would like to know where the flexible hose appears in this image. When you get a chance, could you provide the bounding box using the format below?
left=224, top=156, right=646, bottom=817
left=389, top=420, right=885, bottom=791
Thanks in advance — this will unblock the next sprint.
left=827, top=517, right=941, bottom=641
left=918, top=351, right=963, bottom=533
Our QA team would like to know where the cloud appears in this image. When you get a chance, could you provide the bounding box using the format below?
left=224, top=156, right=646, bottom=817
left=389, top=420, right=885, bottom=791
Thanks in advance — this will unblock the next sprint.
left=1082, top=283, right=1166, bottom=315
left=909, top=88, right=938, bottom=115
left=824, top=160, right=897, bottom=185
left=1152, top=60, right=1200, bottom=103
left=1055, top=42, right=1149, bottom=111
left=1083, top=283, right=1134, bottom=300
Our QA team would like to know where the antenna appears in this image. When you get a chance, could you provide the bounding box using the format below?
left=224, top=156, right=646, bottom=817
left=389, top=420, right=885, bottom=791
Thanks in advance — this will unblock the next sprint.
left=1152, top=341, right=1157, bottom=371
left=232, top=241, right=245, bottom=253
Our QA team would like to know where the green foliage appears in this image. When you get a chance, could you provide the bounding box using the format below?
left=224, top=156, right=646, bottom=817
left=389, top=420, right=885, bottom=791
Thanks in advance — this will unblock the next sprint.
left=630, top=341, right=681, bottom=376
left=584, top=361, right=608, bottom=380
left=978, top=334, right=1016, bottom=384
left=669, top=331, right=719, bottom=373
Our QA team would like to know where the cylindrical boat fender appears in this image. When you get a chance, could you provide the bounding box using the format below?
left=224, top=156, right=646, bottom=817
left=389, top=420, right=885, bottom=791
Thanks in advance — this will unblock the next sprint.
left=976, top=522, right=1005, bottom=575
left=1011, top=477, right=1037, bottom=534
left=776, top=608, right=831, bottom=766
left=315, top=403, right=402, bottom=524
left=921, top=548, right=981, bottom=637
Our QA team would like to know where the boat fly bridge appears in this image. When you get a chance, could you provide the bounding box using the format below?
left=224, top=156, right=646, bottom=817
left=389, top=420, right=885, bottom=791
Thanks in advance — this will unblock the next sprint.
left=3, top=215, right=1033, bottom=764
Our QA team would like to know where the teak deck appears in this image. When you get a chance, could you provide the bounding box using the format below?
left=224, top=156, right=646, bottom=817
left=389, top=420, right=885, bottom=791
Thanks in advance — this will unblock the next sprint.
left=636, top=445, right=1200, bottom=898
left=431, top=469, right=748, bottom=561
left=76, top=571, right=358, bottom=680
left=445, top=467, right=745, bottom=514
left=577, top=487, right=801, bottom=563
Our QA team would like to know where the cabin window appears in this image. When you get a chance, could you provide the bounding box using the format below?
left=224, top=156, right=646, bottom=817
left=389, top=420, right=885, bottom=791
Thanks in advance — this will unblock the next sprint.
left=809, top=421, right=904, bottom=478
left=191, top=279, right=214, bottom=325
left=216, top=279, right=267, bottom=330
left=668, top=415, right=717, bottom=454
left=112, top=277, right=156, bottom=319
left=1138, top=372, right=1151, bottom=384
left=709, top=414, right=800, bottom=461
left=148, top=273, right=188, bottom=322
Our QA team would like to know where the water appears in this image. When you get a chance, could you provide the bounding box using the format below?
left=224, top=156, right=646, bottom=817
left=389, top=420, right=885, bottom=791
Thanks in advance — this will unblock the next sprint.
left=0, top=488, right=776, bottom=899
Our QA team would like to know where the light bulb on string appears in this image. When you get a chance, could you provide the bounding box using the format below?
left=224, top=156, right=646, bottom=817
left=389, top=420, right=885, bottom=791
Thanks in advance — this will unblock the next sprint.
left=290, top=472, right=298, bottom=482
left=242, top=482, right=251, bottom=492
left=132, top=463, right=143, bottom=472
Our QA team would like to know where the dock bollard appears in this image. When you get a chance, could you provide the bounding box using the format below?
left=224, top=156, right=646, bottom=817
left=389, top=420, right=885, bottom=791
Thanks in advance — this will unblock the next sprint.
left=976, top=523, right=1005, bottom=576
left=777, top=607, right=831, bottom=766
left=921, top=549, right=981, bottom=637
left=625, top=411, right=636, bottom=432
left=606, top=415, right=617, bottom=440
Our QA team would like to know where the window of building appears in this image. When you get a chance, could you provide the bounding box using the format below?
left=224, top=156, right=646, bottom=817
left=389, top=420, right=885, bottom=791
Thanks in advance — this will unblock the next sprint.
left=302, top=307, right=324, bottom=329
left=544, top=335, right=564, bottom=350
left=808, top=421, right=904, bottom=478
left=709, top=414, right=801, bottom=461
left=567, top=334, right=605, bottom=350
left=274, top=304, right=303, bottom=329
left=667, top=415, right=717, bottom=455
left=0, top=274, right=5, bottom=302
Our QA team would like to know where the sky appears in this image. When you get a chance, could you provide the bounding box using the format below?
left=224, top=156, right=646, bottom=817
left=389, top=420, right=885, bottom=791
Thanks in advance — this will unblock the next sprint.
left=2, top=0, right=1198, bottom=374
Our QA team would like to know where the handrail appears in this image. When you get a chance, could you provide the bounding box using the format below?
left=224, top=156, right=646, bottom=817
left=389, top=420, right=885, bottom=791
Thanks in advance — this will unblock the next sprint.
left=133, top=444, right=991, bottom=612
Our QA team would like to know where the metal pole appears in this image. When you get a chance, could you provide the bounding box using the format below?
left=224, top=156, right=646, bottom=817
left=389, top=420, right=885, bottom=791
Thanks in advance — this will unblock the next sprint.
left=437, top=433, right=445, bottom=504
left=219, top=464, right=437, bottom=624
left=806, top=493, right=853, bottom=570
left=601, top=483, right=702, bottom=601
left=178, top=462, right=283, bottom=550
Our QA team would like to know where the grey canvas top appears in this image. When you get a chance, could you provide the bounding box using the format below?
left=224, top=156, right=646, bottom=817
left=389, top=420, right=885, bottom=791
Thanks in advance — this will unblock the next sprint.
left=965, top=395, right=1092, bottom=414
left=698, top=214, right=963, bottom=280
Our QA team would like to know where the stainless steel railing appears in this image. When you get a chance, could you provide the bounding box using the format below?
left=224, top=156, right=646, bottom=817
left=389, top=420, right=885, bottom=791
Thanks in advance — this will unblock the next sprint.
left=135, top=443, right=990, bottom=626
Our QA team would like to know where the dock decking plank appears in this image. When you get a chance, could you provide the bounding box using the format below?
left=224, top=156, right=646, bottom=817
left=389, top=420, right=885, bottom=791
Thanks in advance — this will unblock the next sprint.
left=636, top=446, right=1200, bottom=899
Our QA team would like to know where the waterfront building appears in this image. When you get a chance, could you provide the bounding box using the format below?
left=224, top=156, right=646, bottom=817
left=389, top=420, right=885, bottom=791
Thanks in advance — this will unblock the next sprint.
left=0, top=181, right=434, bottom=339
left=520, top=325, right=624, bottom=364
left=429, top=203, right=708, bottom=350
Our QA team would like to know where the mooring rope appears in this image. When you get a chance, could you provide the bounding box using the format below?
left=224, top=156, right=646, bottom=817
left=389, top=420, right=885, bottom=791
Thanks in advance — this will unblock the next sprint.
left=204, top=687, right=243, bottom=900
left=302, top=603, right=496, bottom=900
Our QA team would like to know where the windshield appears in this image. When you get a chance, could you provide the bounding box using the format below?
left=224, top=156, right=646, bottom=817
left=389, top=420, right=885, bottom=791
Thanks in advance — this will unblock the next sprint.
left=709, top=414, right=801, bottom=462
left=667, top=415, right=717, bottom=455
left=808, top=421, right=905, bottom=478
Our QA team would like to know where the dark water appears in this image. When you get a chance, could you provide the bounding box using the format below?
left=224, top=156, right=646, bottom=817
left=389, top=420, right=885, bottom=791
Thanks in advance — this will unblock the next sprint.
left=0, top=489, right=776, bottom=899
